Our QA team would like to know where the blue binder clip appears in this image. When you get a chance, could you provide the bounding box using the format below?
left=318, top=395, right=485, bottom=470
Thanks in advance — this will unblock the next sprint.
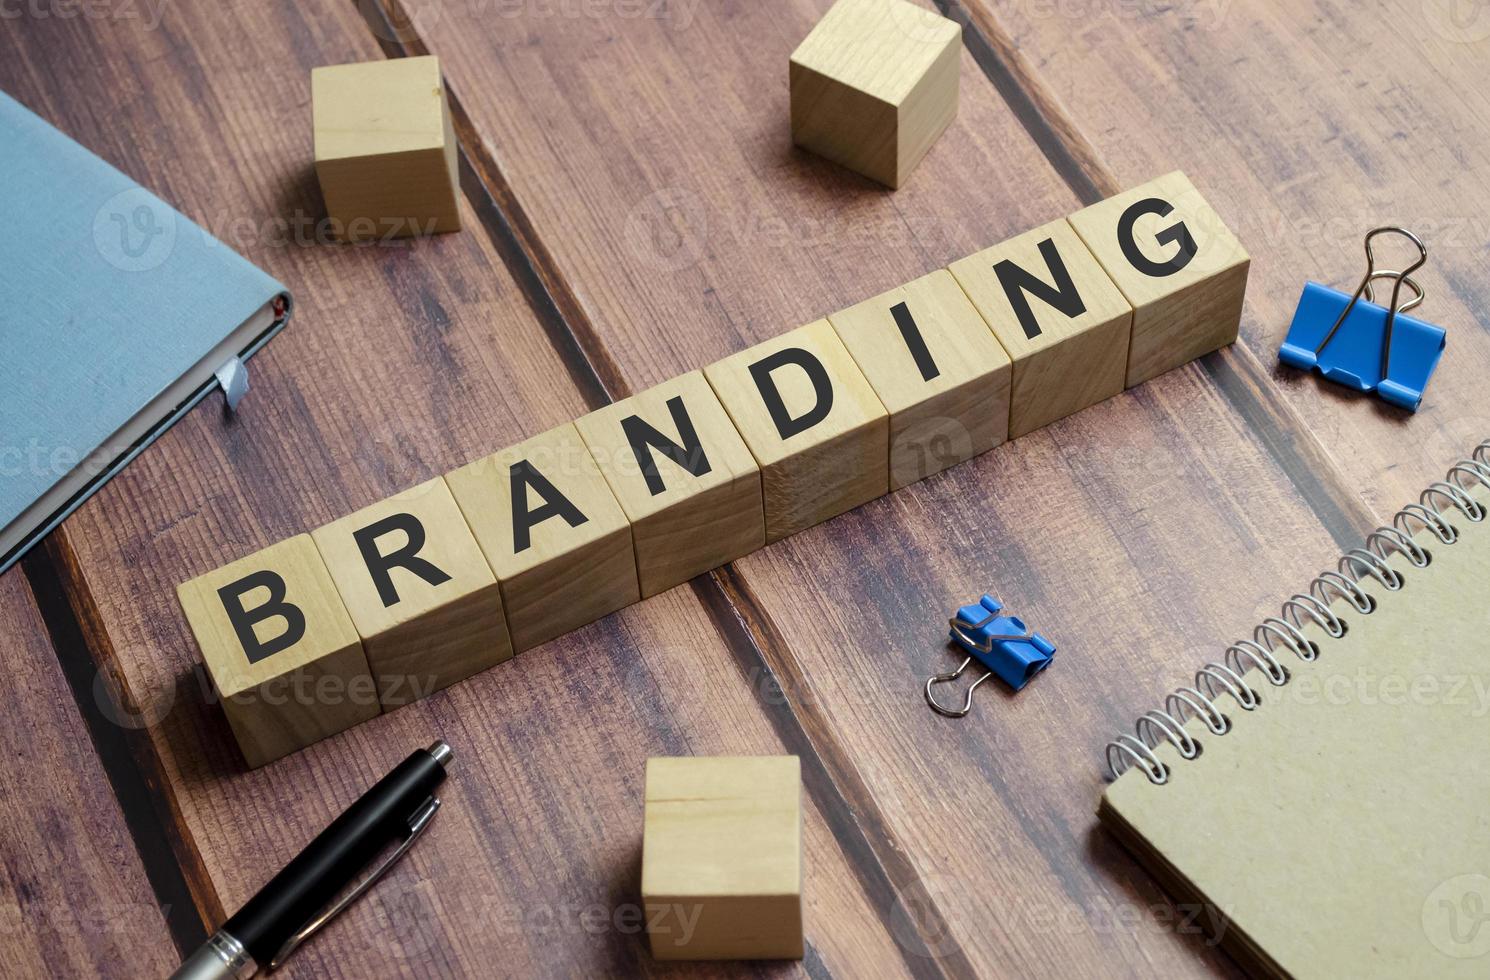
left=1278, top=227, right=1445, bottom=411
left=924, top=595, right=1055, bottom=717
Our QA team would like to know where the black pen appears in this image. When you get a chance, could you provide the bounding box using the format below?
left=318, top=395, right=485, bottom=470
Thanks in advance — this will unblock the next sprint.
left=170, top=740, right=453, bottom=979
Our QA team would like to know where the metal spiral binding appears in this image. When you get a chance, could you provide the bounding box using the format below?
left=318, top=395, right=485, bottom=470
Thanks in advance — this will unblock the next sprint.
left=1104, top=440, right=1490, bottom=786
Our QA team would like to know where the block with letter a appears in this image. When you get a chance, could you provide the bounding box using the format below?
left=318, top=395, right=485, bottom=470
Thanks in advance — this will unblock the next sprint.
left=311, top=477, right=511, bottom=708
left=445, top=422, right=639, bottom=652
left=177, top=534, right=378, bottom=768
left=705, top=319, right=888, bottom=542
left=574, top=371, right=764, bottom=597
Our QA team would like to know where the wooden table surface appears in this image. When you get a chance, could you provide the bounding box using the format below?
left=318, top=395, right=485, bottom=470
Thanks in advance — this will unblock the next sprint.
left=3, top=0, right=1488, bottom=976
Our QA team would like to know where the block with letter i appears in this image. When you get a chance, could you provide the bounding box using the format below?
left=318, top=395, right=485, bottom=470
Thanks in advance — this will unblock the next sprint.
left=311, top=477, right=511, bottom=709
left=445, top=422, right=640, bottom=652
left=574, top=371, right=765, bottom=598
left=1067, top=171, right=1249, bottom=387
left=830, top=269, right=1011, bottom=489
left=705, top=320, right=889, bottom=543
left=949, top=218, right=1133, bottom=438
left=312, top=55, right=460, bottom=242
left=790, top=0, right=961, bottom=188
left=642, top=756, right=803, bottom=961
left=177, top=535, right=379, bottom=769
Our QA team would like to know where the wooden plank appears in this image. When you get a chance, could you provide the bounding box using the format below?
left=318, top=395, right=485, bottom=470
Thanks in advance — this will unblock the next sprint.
left=956, top=0, right=1490, bottom=512
left=0, top=5, right=908, bottom=977
left=405, top=0, right=1342, bottom=974
left=0, top=572, right=176, bottom=977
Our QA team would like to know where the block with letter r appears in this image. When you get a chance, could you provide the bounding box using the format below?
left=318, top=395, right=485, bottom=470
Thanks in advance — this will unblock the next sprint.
left=177, top=534, right=378, bottom=768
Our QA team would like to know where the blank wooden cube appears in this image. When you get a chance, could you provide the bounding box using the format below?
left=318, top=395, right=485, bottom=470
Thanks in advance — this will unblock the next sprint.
left=704, top=320, right=889, bottom=543
left=312, top=55, right=460, bottom=242
left=1067, top=170, right=1250, bottom=387
left=573, top=371, right=764, bottom=598
left=177, top=535, right=378, bottom=768
left=790, top=0, right=961, bottom=189
left=643, top=756, right=803, bottom=961
left=949, top=218, right=1133, bottom=437
left=311, top=477, right=511, bottom=709
left=829, top=269, right=1011, bottom=489
left=445, top=422, right=639, bottom=652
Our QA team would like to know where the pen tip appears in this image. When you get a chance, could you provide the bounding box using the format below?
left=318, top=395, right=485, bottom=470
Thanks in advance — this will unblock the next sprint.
left=427, top=740, right=454, bottom=769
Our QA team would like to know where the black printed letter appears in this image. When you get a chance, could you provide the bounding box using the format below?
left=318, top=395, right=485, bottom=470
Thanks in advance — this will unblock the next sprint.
left=353, top=512, right=451, bottom=608
left=218, top=570, right=306, bottom=664
left=510, top=459, right=589, bottom=553
left=1116, top=197, right=1197, bottom=278
left=994, top=237, right=1087, bottom=340
left=748, top=347, right=833, bottom=440
left=621, top=395, right=712, bottom=496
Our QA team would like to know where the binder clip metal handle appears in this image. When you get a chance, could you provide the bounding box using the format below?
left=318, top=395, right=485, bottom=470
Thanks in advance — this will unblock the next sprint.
left=1309, top=226, right=1428, bottom=381
left=1278, top=227, right=1445, bottom=411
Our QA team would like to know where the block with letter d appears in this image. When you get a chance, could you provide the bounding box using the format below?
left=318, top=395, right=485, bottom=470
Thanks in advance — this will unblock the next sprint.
left=1067, top=170, right=1249, bottom=387
left=446, top=422, right=640, bottom=652
left=177, top=535, right=379, bottom=768
left=574, top=371, right=764, bottom=597
left=705, top=320, right=889, bottom=542
left=950, top=218, right=1133, bottom=438
left=311, top=477, right=511, bottom=708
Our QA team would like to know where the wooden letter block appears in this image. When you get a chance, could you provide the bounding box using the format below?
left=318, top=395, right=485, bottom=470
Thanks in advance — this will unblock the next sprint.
left=312, top=55, right=460, bottom=242
left=177, top=535, right=378, bottom=768
left=573, top=371, right=764, bottom=598
left=1067, top=170, right=1250, bottom=387
left=311, top=477, right=511, bottom=709
left=445, top=422, right=639, bottom=652
left=949, top=218, right=1133, bottom=437
left=704, top=320, right=889, bottom=543
left=643, top=756, right=803, bottom=961
left=829, top=269, right=1011, bottom=489
left=790, top=0, right=960, bottom=189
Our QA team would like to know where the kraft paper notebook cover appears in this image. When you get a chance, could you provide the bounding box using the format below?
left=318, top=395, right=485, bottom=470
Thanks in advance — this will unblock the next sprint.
left=0, top=90, right=291, bottom=572
left=1100, top=441, right=1490, bottom=979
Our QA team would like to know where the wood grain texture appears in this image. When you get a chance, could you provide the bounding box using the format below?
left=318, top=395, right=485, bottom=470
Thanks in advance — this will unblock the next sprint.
left=5, top=0, right=1481, bottom=977
left=961, top=0, right=1490, bottom=515
left=0, top=571, right=176, bottom=977
left=0, top=2, right=917, bottom=976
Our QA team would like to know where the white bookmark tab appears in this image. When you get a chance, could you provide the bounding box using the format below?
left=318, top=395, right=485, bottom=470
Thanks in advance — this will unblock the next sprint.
left=214, top=355, right=249, bottom=411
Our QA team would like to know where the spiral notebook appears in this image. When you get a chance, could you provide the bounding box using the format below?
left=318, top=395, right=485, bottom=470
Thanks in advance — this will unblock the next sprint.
left=1100, top=440, right=1490, bottom=979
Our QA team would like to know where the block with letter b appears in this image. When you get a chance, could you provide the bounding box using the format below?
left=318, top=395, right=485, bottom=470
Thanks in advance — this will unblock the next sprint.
left=311, top=477, right=511, bottom=709
left=574, top=371, right=764, bottom=598
left=446, top=422, right=640, bottom=652
left=177, top=535, right=378, bottom=769
left=949, top=218, right=1133, bottom=438
left=829, top=269, right=1011, bottom=489
left=705, top=320, right=889, bottom=542
left=1067, top=170, right=1249, bottom=387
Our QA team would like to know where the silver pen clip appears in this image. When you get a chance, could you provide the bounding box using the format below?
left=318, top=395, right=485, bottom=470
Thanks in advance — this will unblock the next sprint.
left=268, top=795, right=442, bottom=971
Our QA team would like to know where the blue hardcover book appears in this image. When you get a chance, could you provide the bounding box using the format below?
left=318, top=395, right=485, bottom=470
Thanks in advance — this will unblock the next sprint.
left=0, top=91, right=291, bottom=572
